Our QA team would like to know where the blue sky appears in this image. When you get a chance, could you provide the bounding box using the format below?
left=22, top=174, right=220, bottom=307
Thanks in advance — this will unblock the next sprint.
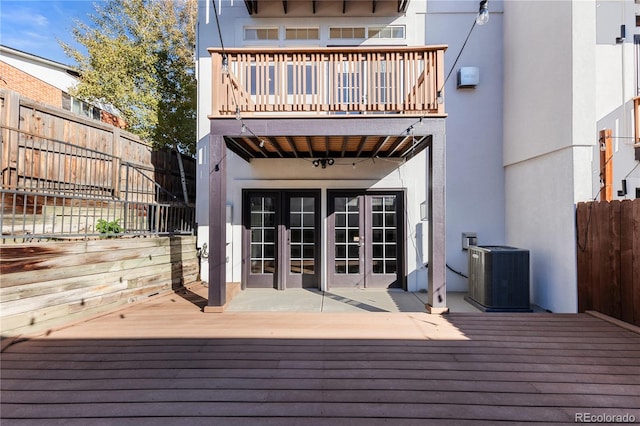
left=0, top=0, right=100, bottom=66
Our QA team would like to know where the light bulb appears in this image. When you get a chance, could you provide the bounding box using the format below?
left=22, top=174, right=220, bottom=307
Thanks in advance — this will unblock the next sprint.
left=259, top=139, right=265, bottom=148
left=476, top=0, right=489, bottom=26
left=222, top=55, right=229, bottom=74
left=235, top=107, right=241, bottom=120
left=241, top=123, right=247, bottom=133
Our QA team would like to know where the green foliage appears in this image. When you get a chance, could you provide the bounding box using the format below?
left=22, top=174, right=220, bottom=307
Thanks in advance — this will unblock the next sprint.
left=61, top=0, right=197, bottom=155
left=96, top=218, right=124, bottom=235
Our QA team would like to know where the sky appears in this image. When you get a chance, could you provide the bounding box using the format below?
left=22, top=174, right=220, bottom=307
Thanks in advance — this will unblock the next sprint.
left=0, top=0, right=100, bottom=66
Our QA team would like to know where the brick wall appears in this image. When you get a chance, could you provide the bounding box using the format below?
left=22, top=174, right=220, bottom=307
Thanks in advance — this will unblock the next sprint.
left=0, top=61, right=62, bottom=108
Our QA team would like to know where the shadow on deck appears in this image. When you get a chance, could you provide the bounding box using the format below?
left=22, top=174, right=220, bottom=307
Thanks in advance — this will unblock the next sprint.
left=2, top=283, right=639, bottom=424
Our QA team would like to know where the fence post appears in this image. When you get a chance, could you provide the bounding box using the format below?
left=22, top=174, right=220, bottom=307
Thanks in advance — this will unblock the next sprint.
left=123, top=163, right=129, bottom=231
left=111, top=128, right=121, bottom=198
left=2, top=91, right=21, bottom=189
left=599, top=129, right=613, bottom=202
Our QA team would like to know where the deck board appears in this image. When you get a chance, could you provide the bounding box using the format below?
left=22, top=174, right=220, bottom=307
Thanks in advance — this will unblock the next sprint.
left=2, top=283, right=639, bottom=424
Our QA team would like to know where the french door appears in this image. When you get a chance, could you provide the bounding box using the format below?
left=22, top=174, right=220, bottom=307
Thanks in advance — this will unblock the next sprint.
left=328, top=190, right=404, bottom=289
left=243, top=190, right=320, bottom=289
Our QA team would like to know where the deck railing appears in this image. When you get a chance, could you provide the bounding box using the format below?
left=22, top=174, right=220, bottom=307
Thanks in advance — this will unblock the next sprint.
left=210, top=46, right=446, bottom=117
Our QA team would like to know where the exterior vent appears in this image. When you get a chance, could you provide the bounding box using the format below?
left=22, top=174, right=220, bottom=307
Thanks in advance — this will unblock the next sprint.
left=465, top=245, right=532, bottom=312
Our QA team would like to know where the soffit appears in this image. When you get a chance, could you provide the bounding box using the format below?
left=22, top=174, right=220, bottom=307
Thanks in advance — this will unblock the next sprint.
left=243, top=0, right=410, bottom=16
left=224, top=134, right=430, bottom=162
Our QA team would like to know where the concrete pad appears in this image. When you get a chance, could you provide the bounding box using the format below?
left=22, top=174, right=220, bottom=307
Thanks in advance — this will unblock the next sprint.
left=226, top=288, right=483, bottom=313
left=322, top=289, right=426, bottom=313
left=225, top=288, right=324, bottom=312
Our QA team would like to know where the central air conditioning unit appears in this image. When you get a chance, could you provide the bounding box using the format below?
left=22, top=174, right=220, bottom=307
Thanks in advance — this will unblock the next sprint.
left=465, top=245, right=532, bottom=312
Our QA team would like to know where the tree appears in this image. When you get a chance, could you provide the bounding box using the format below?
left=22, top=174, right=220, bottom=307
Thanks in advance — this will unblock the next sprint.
left=61, top=0, right=197, bottom=156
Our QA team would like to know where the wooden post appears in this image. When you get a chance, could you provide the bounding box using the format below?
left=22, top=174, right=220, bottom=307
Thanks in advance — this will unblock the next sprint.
left=599, top=129, right=613, bottom=202
left=2, top=91, right=21, bottom=189
left=204, top=133, right=227, bottom=312
left=211, top=53, right=222, bottom=118
left=426, top=132, right=448, bottom=314
left=436, top=49, right=446, bottom=115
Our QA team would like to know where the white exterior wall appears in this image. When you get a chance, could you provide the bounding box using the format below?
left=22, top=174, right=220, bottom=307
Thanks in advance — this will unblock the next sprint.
left=503, top=0, right=639, bottom=313
left=425, top=1, right=506, bottom=291
left=503, top=0, right=596, bottom=313
left=594, top=0, right=640, bottom=199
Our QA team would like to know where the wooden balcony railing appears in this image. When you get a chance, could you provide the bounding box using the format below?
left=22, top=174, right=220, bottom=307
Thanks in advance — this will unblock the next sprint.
left=209, top=46, right=447, bottom=118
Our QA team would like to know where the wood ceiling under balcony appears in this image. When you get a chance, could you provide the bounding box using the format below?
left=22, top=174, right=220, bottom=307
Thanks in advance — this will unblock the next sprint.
left=243, top=0, right=410, bottom=16
left=225, top=134, right=430, bottom=162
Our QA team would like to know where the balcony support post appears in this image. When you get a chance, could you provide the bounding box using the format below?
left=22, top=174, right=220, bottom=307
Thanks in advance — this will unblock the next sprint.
left=426, top=131, right=448, bottom=314
left=204, top=133, right=227, bottom=312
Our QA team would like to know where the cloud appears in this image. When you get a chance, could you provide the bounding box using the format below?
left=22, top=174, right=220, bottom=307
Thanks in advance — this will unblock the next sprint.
left=1, top=6, right=49, bottom=27
left=0, top=1, right=96, bottom=64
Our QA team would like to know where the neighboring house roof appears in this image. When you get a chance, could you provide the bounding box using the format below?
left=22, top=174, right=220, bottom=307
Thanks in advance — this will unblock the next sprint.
left=0, top=44, right=79, bottom=93
left=0, top=44, right=123, bottom=119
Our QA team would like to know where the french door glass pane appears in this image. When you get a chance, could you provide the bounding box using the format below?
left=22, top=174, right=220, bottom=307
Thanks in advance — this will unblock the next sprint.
left=371, top=195, right=397, bottom=274
left=334, top=196, right=359, bottom=274
left=250, top=196, right=276, bottom=274
left=290, top=197, right=315, bottom=274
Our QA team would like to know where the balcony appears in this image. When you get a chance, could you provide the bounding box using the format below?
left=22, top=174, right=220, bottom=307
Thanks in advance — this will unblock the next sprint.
left=209, top=46, right=446, bottom=119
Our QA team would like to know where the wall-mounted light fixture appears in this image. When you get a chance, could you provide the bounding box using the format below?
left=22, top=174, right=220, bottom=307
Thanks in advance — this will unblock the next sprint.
left=616, top=24, right=626, bottom=44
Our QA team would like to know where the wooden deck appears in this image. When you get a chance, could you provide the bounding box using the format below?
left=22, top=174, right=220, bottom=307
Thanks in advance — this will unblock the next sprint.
left=2, top=283, right=640, bottom=425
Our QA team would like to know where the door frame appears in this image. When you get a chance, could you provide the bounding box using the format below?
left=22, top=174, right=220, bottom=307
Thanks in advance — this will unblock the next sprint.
left=327, top=189, right=406, bottom=290
left=242, top=189, right=321, bottom=290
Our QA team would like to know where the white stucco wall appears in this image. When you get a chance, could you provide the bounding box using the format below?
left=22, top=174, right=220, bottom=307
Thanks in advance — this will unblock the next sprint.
left=426, top=1, right=506, bottom=291
left=503, top=0, right=598, bottom=313
left=594, top=0, right=640, bottom=200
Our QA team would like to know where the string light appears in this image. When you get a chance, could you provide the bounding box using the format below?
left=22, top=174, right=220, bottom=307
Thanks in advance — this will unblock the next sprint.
left=436, top=0, right=489, bottom=108
left=221, top=54, right=229, bottom=74
left=476, top=0, right=489, bottom=25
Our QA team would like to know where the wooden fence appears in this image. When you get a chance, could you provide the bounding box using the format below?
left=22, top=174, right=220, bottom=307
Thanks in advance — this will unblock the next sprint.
left=576, top=199, right=640, bottom=326
left=1, top=89, right=196, bottom=239
left=0, top=235, right=199, bottom=337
